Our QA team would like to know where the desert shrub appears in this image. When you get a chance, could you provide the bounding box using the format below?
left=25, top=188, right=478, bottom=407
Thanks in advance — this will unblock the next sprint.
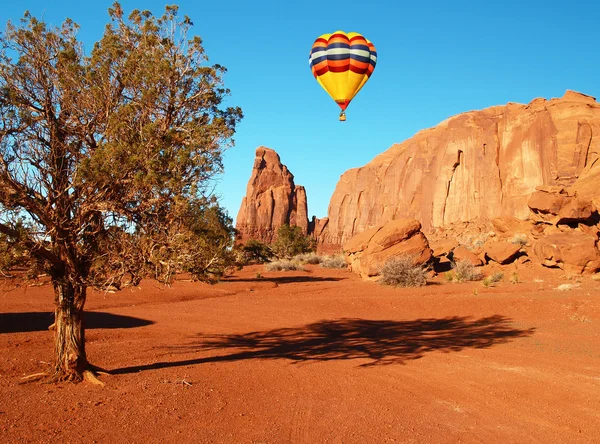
left=510, top=233, right=528, bottom=246
left=448, top=260, right=483, bottom=282
left=320, top=255, right=347, bottom=269
left=379, top=256, right=428, bottom=288
left=444, top=271, right=455, bottom=282
left=240, top=239, right=273, bottom=264
left=555, top=283, right=578, bottom=291
left=271, top=224, right=315, bottom=259
left=509, top=272, right=520, bottom=284
left=482, top=272, right=504, bottom=287
left=265, top=259, right=305, bottom=272
left=294, top=252, right=322, bottom=265
left=141, top=202, right=238, bottom=284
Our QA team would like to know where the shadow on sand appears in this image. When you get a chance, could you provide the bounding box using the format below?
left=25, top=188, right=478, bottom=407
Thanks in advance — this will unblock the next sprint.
left=0, top=311, right=154, bottom=334
left=110, top=315, right=534, bottom=374
left=224, top=276, right=345, bottom=284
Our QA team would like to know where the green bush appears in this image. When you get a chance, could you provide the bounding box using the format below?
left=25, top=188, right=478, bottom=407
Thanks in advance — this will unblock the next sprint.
left=379, top=256, right=428, bottom=288
left=240, top=239, right=273, bottom=264
left=271, top=224, right=314, bottom=259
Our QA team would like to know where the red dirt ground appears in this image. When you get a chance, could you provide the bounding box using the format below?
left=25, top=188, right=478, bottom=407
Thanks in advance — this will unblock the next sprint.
left=1, top=263, right=599, bottom=443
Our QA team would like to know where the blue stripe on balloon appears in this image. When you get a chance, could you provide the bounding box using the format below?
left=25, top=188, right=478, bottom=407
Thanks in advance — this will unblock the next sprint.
left=327, top=53, right=350, bottom=61
left=349, top=44, right=370, bottom=52
left=327, top=42, right=350, bottom=50
left=350, top=54, right=371, bottom=63
left=310, top=55, right=328, bottom=65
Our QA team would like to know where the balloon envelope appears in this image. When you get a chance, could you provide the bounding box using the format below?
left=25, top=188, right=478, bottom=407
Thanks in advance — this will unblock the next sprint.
left=309, top=31, right=377, bottom=116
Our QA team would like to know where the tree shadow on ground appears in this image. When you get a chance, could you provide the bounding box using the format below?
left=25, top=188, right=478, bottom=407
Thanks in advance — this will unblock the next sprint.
left=223, top=276, right=345, bottom=284
left=110, top=315, right=534, bottom=375
left=0, top=311, right=154, bottom=334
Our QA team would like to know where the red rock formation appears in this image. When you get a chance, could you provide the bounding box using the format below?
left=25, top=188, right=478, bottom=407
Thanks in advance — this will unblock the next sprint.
left=452, top=246, right=483, bottom=266
left=528, top=186, right=597, bottom=225
left=484, top=242, right=522, bottom=265
left=236, top=147, right=309, bottom=244
left=323, top=91, right=600, bottom=246
left=532, top=232, right=600, bottom=274
left=343, top=219, right=432, bottom=279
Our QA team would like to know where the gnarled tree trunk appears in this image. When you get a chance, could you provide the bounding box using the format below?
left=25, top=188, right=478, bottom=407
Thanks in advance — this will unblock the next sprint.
left=52, top=278, right=88, bottom=382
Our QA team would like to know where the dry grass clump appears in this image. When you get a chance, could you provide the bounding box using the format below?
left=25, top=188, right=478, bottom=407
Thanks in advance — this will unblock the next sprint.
left=510, top=233, right=528, bottom=246
left=320, top=255, right=347, bottom=269
left=445, top=260, right=483, bottom=282
left=482, top=272, right=504, bottom=287
left=555, top=283, right=579, bottom=291
left=379, top=256, right=428, bottom=288
left=293, top=252, right=322, bottom=265
left=265, top=260, right=305, bottom=272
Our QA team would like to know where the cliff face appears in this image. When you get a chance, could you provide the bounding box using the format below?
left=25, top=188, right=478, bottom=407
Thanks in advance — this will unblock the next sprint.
left=322, top=91, right=600, bottom=245
left=235, top=147, right=309, bottom=243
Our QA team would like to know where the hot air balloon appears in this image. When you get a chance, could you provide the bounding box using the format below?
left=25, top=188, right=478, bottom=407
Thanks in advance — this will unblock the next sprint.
left=309, top=31, right=377, bottom=121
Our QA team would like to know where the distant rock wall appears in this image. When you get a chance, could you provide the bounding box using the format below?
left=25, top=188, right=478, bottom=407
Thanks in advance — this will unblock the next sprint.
left=322, top=91, right=600, bottom=246
left=235, top=147, right=309, bottom=243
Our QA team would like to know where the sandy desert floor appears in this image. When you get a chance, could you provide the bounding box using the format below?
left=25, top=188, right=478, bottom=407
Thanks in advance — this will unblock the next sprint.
left=1, top=263, right=599, bottom=443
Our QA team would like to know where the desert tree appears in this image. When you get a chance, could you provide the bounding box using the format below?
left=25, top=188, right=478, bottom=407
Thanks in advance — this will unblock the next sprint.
left=271, top=224, right=314, bottom=259
left=0, top=3, right=242, bottom=383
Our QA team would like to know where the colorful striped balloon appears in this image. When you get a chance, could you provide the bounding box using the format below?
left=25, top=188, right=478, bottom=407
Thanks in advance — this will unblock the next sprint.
left=309, top=31, right=377, bottom=121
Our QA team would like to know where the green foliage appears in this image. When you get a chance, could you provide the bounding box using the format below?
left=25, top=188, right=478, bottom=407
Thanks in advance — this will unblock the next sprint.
left=148, top=200, right=237, bottom=284
left=271, top=224, right=314, bottom=260
left=0, top=3, right=242, bottom=287
left=240, top=239, right=273, bottom=264
left=379, top=256, right=428, bottom=288
left=0, top=3, right=242, bottom=379
left=265, top=259, right=305, bottom=272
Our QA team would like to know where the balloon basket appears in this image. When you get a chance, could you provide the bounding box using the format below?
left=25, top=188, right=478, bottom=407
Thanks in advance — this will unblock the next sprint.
left=339, top=111, right=346, bottom=122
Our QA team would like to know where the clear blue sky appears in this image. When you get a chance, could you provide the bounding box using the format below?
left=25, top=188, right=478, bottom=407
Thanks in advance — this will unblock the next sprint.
left=3, top=1, right=599, bottom=222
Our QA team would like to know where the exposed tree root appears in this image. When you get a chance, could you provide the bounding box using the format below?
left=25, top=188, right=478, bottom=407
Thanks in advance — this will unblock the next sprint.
left=19, top=363, right=108, bottom=386
left=83, top=370, right=105, bottom=386
left=88, top=364, right=111, bottom=376
left=19, top=372, right=48, bottom=384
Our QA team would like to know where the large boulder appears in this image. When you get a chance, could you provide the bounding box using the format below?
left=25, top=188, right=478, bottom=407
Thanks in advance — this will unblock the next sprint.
left=452, top=246, right=483, bottom=266
left=528, top=186, right=597, bottom=225
left=430, top=238, right=459, bottom=257
left=484, top=242, right=523, bottom=265
left=320, top=91, right=600, bottom=246
left=235, top=147, right=309, bottom=244
left=532, top=232, right=600, bottom=274
left=344, top=219, right=432, bottom=279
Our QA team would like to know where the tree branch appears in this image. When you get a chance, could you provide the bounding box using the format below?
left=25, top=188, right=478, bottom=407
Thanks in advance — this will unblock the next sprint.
left=0, top=222, right=61, bottom=268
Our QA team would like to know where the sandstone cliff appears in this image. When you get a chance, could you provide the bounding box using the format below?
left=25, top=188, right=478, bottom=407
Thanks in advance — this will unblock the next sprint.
left=322, top=91, right=600, bottom=245
left=235, top=147, right=309, bottom=243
